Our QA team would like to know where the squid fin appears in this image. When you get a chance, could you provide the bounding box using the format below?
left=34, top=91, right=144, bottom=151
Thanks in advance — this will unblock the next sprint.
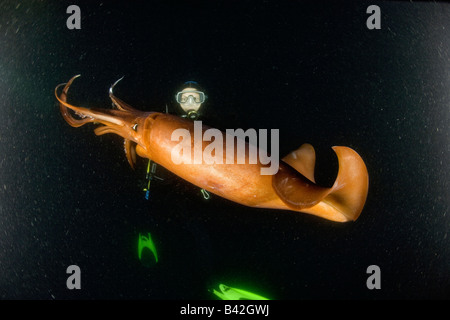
left=273, top=146, right=369, bottom=222
left=322, top=146, right=369, bottom=221
left=273, top=162, right=330, bottom=210
left=282, top=143, right=316, bottom=183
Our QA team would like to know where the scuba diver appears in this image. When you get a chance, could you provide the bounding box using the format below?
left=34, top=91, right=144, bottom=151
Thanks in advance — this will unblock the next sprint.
left=143, top=81, right=211, bottom=200
left=175, top=81, right=206, bottom=120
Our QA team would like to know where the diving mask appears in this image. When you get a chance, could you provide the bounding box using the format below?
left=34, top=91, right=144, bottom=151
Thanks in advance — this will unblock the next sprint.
left=175, top=89, right=206, bottom=104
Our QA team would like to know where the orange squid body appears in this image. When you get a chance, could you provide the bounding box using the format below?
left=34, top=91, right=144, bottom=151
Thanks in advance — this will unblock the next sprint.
left=138, top=114, right=281, bottom=208
left=56, top=75, right=369, bottom=222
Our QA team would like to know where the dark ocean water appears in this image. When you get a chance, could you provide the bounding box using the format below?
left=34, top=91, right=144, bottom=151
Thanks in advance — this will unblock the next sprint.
left=0, top=1, right=448, bottom=301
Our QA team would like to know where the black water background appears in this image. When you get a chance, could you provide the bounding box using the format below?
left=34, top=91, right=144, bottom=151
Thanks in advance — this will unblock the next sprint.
left=0, top=1, right=448, bottom=299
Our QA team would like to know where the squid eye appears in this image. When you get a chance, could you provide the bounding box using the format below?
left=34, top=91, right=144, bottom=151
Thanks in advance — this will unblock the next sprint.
left=132, top=123, right=138, bottom=131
